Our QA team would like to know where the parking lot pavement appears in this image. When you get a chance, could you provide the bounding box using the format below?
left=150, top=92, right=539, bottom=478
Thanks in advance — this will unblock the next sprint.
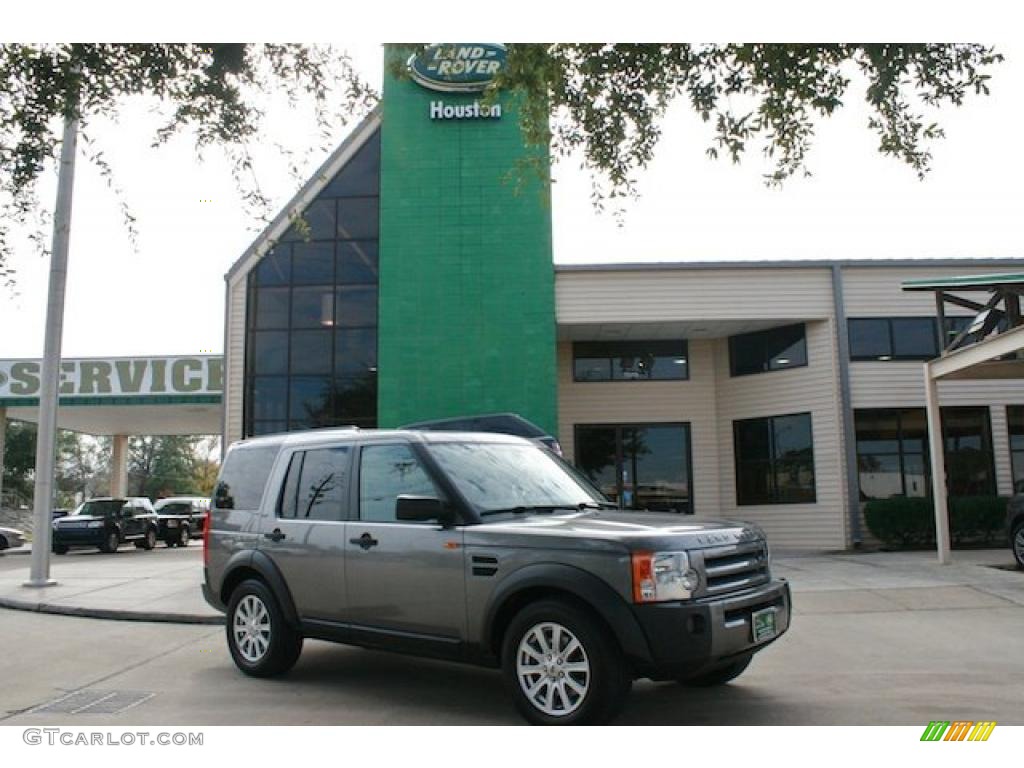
left=2, top=595, right=1022, bottom=726
left=0, top=545, right=1021, bottom=725
left=0, top=543, right=220, bottom=623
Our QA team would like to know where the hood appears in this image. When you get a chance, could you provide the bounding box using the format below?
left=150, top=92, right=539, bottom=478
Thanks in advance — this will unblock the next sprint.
left=470, top=510, right=764, bottom=551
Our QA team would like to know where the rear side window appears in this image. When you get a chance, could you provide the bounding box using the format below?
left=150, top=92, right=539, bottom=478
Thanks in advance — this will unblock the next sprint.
left=278, top=447, right=351, bottom=521
left=214, top=445, right=280, bottom=510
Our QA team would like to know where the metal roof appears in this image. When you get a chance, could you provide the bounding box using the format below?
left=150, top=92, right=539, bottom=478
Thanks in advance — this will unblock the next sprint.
left=556, top=258, right=1024, bottom=273
left=901, top=272, right=1024, bottom=291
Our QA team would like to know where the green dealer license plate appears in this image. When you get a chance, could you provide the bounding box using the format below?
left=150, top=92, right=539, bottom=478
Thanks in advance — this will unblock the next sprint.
left=751, top=608, right=777, bottom=643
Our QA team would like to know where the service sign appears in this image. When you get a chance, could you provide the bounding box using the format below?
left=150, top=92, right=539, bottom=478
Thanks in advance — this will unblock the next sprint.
left=0, top=356, right=223, bottom=400
left=408, top=44, right=507, bottom=93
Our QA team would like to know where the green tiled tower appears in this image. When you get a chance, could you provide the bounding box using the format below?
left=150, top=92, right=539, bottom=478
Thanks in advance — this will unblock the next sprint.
left=377, top=48, right=557, bottom=435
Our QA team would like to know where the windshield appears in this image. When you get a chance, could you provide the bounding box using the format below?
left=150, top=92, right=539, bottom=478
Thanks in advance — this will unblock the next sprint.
left=78, top=500, right=125, bottom=517
left=156, top=502, right=192, bottom=514
left=427, top=442, right=606, bottom=515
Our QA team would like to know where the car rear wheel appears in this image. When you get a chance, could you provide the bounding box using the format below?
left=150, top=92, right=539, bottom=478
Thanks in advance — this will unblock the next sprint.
left=178, top=526, right=190, bottom=547
left=100, top=530, right=119, bottom=553
left=1012, top=521, right=1024, bottom=569
left=677, top=655, right=752, bottom=687
left=501, top=598, right=631, bottom=725
left=226, top=579, right=303, bottom=678
left=0, top=535, right=7, bottom=550
left=53, top=543, right=69, bottom=555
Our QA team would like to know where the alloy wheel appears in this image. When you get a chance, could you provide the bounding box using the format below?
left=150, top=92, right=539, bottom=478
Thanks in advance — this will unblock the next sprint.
left=515, top=621, right=591, bottom=717
left=233, top=595, right=272, bottom=664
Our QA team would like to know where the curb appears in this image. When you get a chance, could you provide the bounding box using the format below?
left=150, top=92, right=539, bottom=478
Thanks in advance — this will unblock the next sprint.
left=0, top=596, right=224, bottom=625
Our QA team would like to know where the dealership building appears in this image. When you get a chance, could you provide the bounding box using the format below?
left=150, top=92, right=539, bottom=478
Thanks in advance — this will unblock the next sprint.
left=220, top=46, right=1024, bottom=550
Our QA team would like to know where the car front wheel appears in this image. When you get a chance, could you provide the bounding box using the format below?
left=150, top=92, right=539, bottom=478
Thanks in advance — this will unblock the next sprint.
left=100, top=530, right=120, bottom=553
left=501, top=598, right=631, bottom=725
left=139, top=528, right=157, bottom=550
left=1012, top=521, right=1024, bottom=569
left=226, top=579, right=303, bottom=677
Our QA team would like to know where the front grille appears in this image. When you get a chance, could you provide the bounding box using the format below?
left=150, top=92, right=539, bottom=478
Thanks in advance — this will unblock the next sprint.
left=700, top=540, right=770, bottom=597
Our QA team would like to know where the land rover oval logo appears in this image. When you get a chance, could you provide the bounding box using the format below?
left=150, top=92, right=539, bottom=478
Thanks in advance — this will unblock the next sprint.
left=408, top=44, right=506, bottom=93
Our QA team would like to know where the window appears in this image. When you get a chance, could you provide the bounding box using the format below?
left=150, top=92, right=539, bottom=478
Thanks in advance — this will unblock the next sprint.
left=1009, top=407, right=1024, bottom=493
left=213, top=445, right=280, bottom=510
left=848, top=317, right=938, bottom=361
left=244, top=128, right=380, bottom=436
left=358, top=444, right=441, bottom=523
left=853, top=407, right=997, bottom=499
left=729, top=324, right=807, bottom=377
left=944, top=407, right=996, bottom=496
left=572, top=341, right=688, bottom=381
left=855, top=409, right=929, bottom=500
left=734, top=413, right=815, bottom=505
left=575, top=424, right=692, bottom=513
left=278, top=447, right=350, bottom=521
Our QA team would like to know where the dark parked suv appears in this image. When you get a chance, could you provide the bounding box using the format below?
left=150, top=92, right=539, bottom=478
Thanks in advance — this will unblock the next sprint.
left=400, top=412, right=563, bottom=455
left=53, top=497, right=159, bottom=554
left=203, top=428, right=791, bottom=725
left=1008, top=487, right=1024, bottom=568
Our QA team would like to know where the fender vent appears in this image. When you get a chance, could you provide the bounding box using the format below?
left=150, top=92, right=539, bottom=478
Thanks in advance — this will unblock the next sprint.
left=471, top=554, right=498, bottom=577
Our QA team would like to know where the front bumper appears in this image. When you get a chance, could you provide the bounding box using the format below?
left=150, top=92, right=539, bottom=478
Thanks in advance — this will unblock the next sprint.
left=53, top=526, right=106, bottom=546
left=631, top=578, right=791, bottom=680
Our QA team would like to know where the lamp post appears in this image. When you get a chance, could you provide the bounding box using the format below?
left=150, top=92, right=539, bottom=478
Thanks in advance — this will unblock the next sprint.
left=24, top=110, right=79, bottom=587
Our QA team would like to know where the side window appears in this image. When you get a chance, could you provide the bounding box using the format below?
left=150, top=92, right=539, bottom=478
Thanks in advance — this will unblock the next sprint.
left=214, top=445, right=280, bottom=510
left=278, top=447, right=350, bottom=521
left=358, top=443, right=440, bottom=523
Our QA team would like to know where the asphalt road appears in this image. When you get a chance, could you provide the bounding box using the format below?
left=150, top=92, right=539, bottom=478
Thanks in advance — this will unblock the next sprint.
left=2, top=586, right=1022, bottom=725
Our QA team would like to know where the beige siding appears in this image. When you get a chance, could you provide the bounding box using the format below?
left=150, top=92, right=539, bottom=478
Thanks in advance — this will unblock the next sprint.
left=557, top=268, right=834, bottom=324
left=557, top=340, right=721, bottom=516
left=841, top=264, right=1024, bottom=316
left=713, top=319, right=848, bottom=550
left=843, top=264, right=1024, bottom=499
left=850, top=363, right=1024, bottom=409
left=224, top=278, right=247, bottom=447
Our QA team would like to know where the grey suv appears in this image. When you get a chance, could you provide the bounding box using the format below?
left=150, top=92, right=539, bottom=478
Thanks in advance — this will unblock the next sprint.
left=203, top=428, right=791, bottom=725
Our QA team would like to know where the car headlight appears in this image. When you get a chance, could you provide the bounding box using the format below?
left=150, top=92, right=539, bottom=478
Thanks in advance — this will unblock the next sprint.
left=631, top=551, right=700, bottom=603
left=87, top=520, right=104, bottom=528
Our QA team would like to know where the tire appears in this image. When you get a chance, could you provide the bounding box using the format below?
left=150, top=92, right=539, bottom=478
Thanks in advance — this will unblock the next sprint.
left=178, top=526, right=190, bottom=547
left=678, top=655, right=752, bottom=687
left=1012, top=521, right=1024, bottom=569
left=0, top=535, right=7, bottom=550
left=53, top=543, right=69, bottom=555
left=501, top=598, right=632, bottom=725
left=140, top=528, right=157, bottom=550
left=100, top=530, right=120, bottom=553
left=226, top=579, right=303, bottom=678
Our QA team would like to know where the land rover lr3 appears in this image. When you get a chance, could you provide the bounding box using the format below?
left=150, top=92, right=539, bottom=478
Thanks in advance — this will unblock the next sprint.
left=203, top=428, right=791, bottom=725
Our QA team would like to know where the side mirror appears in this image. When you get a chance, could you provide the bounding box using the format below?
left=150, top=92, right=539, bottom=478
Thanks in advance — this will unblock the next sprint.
left=396, top=495, right=455, bottom=526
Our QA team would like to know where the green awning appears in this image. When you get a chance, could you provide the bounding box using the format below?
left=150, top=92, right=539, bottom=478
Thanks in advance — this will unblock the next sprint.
left=902, top=272, right=1024, bottom=292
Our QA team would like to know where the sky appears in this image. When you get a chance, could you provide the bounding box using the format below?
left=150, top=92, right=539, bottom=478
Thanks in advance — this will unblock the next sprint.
left=1, top=39, right=1022, bottom=359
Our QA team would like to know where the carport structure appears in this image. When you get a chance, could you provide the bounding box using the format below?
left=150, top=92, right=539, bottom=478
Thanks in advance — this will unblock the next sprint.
left=0, top=355, right=222, bottom=504
left=902, top=274, right=1024, bottom=564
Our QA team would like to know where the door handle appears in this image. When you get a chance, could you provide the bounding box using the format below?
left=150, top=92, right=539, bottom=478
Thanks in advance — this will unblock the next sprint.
left=349, top=533, right=379, bottom=550
left=264, top=529, right=286, bottom=542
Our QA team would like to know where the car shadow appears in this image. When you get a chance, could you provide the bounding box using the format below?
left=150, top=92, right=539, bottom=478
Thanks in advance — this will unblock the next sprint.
left=218, top=640, right=794, bottom=725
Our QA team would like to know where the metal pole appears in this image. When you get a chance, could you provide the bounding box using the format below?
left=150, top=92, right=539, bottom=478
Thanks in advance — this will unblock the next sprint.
left=24, top=112, right=78, bottom=587
left=831, top=265, right=863, bottom=547
left=923, top=362, right=951, bottom=565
